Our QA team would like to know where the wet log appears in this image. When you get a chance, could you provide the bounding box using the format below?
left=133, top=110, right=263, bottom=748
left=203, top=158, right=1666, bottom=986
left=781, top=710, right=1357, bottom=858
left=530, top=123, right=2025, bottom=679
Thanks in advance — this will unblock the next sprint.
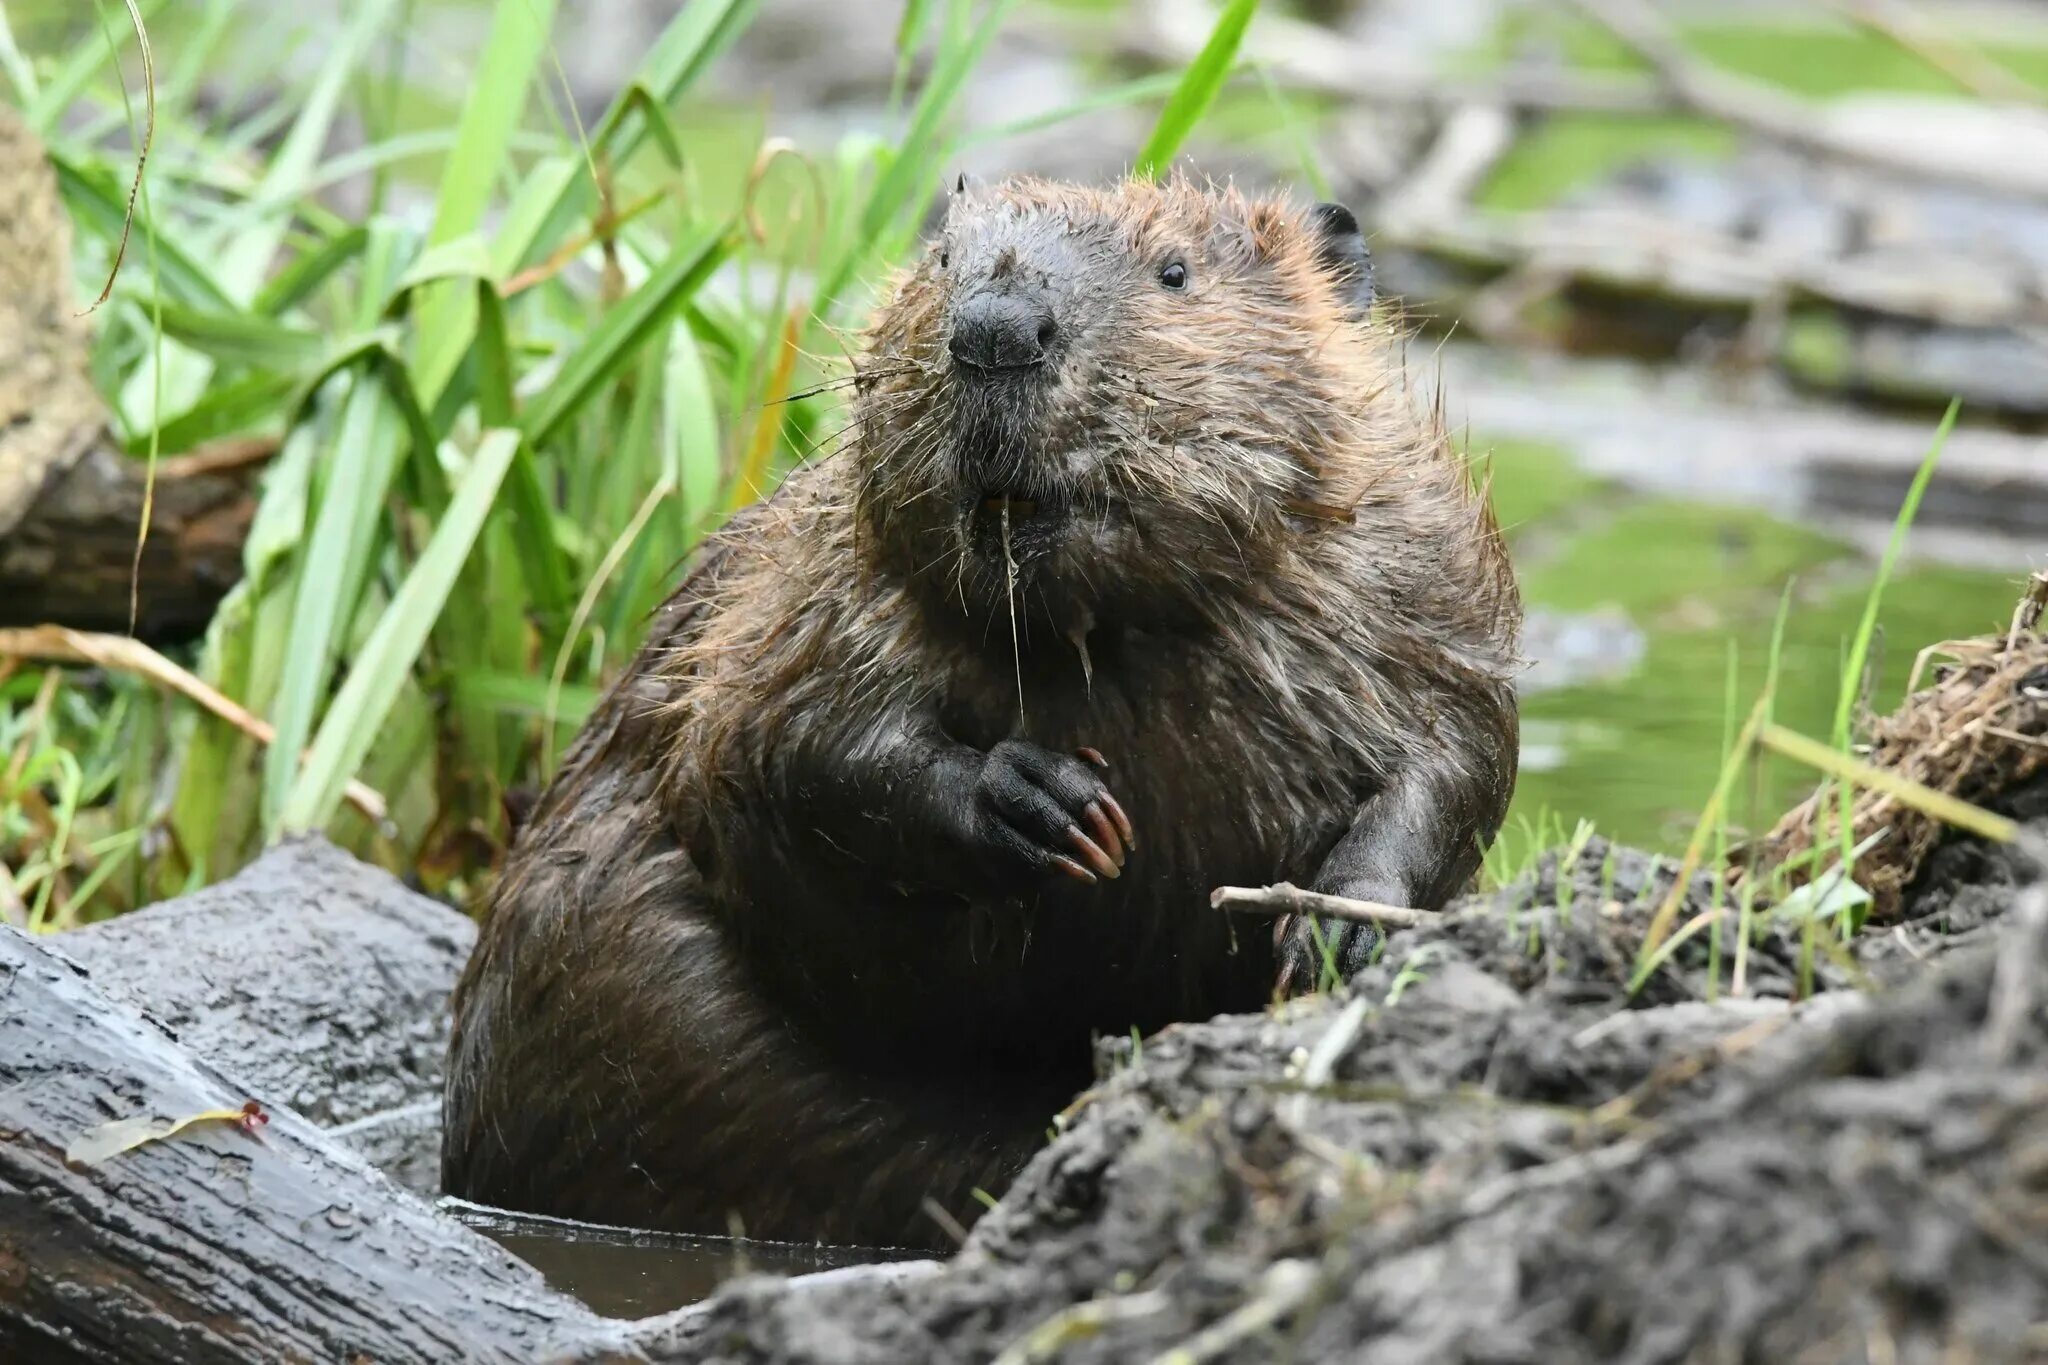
left=60, top=837, right=474, bottom=1193
left=0, top=918, right=664, bottom=1364
left=0, top=442, right=260, bottom=643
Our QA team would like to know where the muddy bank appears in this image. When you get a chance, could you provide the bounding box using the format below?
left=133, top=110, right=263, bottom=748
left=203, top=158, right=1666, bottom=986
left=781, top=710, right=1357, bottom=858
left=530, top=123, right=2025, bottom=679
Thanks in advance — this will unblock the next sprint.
left=655, top=816, right=2048, bottom=1364
left=21, top=810, right=2045, bottom=1360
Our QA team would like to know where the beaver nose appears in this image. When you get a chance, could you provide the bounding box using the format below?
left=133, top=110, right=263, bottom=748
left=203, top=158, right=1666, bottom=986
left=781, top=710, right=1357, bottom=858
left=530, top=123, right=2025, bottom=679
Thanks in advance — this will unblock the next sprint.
left=949, top=291, right=1057, bottom=372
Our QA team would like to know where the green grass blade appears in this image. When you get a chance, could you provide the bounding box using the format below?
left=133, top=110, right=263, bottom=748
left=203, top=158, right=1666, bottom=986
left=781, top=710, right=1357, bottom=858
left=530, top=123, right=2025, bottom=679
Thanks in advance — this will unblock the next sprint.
left=1762, top=722, right=2017, bottom=845
left=25, top=0, right=171, bottom=132
left=816, top=0, right=1020, bottom=312
left=412, top=0, right=560, bottom=404
left=452, top=670, right=599, bottom=725
left=139, top=372, right=297, bottom=453
left=1828, top=398, right=1958, bottom=867
left=957, top=72, right=1184, bottom=151
left=280, top=428, right=523, bottom=832
left=260, top=378, right=409, bottom=831
left=1133, top=0, right=1258, bottom=179
left=521, top=225, right=734, bottom=447
left=255, top=224, right=369, bottom=316
left=0, top=6, right=38, bottom=105
left=150, top=302, right=326, bottom=370
left=431, top=0, right=559, bottom=244
left=51, top=154, right=237, bottom=312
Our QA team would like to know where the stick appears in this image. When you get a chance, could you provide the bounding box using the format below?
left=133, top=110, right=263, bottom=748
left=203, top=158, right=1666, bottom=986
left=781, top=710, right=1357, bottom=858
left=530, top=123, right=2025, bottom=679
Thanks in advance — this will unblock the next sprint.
left=1209, top=882, right=1435, bottom=929
left=1568, top=0, right=2048, bottom=201
left=0, top=625, right=387, bottom=823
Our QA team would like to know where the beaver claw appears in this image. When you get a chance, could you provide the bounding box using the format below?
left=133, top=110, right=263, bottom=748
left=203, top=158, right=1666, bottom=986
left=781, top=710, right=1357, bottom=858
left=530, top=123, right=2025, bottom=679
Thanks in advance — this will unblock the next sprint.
left=971, top=739, right=1132, bottom=887
left=1274, top=912, right=1384, bottom=997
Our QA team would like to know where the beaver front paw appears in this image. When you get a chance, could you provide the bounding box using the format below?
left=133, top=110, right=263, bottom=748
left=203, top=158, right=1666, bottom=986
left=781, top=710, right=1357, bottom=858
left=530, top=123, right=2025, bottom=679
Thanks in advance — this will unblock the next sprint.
left=1273, top=882, right=1399, bottom=996
left=967, top=740, right=1134, bottom=886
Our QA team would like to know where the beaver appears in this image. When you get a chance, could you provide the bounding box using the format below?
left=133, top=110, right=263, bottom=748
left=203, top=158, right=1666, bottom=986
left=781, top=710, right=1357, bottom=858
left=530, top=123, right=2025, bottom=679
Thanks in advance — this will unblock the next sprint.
left=442, top=174, right=1521, bottom=1249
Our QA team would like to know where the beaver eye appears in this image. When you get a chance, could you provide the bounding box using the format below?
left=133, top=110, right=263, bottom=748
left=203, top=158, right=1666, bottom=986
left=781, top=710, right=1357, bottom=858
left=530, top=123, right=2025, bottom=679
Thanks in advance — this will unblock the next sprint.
left=1158, top=260, right=1188, bottom=291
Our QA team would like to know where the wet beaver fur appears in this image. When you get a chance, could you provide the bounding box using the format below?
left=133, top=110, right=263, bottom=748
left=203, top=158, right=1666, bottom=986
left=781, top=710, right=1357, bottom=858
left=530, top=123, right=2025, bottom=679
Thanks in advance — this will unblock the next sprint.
left=442, top=175, right=1522, bottom=1248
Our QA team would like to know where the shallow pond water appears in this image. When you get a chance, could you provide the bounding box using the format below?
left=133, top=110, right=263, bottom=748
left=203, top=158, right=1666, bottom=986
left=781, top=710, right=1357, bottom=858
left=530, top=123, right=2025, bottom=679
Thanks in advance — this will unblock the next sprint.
left=444, top=1198, right=926, bottom=1317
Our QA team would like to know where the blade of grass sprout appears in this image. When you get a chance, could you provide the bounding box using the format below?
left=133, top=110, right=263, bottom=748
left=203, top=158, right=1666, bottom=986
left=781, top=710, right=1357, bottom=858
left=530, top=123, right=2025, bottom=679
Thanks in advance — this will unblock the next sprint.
left=1627, top=902, right=1721, bottom=996
left=890, top=0, right=936, bottom=112
left=24, top=748, right=82, bottom=932
left=520, top=0, right=763, bottom=267
left=26, top=0, right=169, bottom=134
left=50, top=154, right=236, bottom=313
left=1759, top=723, right=2017, bottom=844
left=1637, top=693, right=1770, bottom=970
left=1709, top=636, right=1738, bottom=999
left=280, top=429, right=522, bottom=832
left=728, top=307, right=803, bottom=512
left=1132, top=0, right=1258, bottom=180
left=77, top=0, right=154, bottom=318
left=1755, top=578, right=1796, bottom=892
left=141, top=372, right=297, bottom=454
left=473, top=285, right=517, bottom=428
left=666, top=319, right=726, bottom=532
left=588, top=82, right=688, bottom=175
left=216, top=0, right=399, bottom=296
left=127, top=0, right=399, bottom=429
left=1829, top=399, right=1958, bottom=872
left=1252, top=60, right=1331, bottom=200
left=433, top=0, right=559, bottom=242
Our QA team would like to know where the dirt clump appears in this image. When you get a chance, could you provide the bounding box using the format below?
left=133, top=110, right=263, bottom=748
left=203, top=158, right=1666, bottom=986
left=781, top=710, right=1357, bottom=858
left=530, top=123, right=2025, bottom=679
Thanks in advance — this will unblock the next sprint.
left=649, top=815, right=2047, bottom=1365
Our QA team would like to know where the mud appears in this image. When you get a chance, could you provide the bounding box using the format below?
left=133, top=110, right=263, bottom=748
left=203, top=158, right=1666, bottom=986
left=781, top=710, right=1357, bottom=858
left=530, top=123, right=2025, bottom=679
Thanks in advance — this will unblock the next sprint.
left=51, top=824, right=2047, bottom=1358
left=652, top=813, right=2048, bottom=1365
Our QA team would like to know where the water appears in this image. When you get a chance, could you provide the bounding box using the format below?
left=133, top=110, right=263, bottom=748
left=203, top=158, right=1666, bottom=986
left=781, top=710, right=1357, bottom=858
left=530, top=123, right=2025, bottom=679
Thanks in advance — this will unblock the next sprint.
left=443, top=1198, right=928, bottom=1318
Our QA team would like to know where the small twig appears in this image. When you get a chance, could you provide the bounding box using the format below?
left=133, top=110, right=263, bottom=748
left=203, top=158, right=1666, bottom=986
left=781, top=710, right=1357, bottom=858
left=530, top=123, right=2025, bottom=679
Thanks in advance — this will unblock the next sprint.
left=1210, top=882, right=1435, bottom=929
left=1818, top=0, right=2042, bottom=107
left=0, top=625, right=386, bottom=823
left=153, top=434, right=282, bottom=482
left=1568, top=0, right=2048, bottom=201
left=919, top=1196, right=971, bottom=1249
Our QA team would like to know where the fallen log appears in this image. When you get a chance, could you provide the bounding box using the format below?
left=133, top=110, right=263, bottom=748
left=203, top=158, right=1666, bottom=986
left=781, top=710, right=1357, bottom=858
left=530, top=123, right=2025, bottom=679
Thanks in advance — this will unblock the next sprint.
left=60, top=837, right=473, bottom=1191
left=0, top=918, right=677, bottom=1363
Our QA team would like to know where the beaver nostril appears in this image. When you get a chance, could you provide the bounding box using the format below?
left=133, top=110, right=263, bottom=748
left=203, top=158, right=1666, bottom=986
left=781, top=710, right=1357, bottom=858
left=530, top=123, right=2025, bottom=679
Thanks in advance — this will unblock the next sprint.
left=950, top=290, right=1055, bottom=373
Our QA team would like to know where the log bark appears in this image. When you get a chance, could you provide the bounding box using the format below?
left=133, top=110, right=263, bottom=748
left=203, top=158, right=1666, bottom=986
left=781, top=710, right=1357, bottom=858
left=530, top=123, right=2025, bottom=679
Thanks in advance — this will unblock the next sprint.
left=60, top=837, right=474, bottom=1193
left=0, top=443, right=258, bottom=643
left=0, top=917, right=671, bottom=1364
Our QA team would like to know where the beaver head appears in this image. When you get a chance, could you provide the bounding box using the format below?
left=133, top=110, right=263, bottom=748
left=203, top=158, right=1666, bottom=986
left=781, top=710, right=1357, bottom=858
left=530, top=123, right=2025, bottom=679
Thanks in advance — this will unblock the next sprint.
left=851, top=175, right=1384, bottom=640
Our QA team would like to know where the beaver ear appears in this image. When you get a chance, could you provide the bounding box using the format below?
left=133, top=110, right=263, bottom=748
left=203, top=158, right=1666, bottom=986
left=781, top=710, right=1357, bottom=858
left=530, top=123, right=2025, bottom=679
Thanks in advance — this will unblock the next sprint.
left=1308, top=202, right=1375, bottom=318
